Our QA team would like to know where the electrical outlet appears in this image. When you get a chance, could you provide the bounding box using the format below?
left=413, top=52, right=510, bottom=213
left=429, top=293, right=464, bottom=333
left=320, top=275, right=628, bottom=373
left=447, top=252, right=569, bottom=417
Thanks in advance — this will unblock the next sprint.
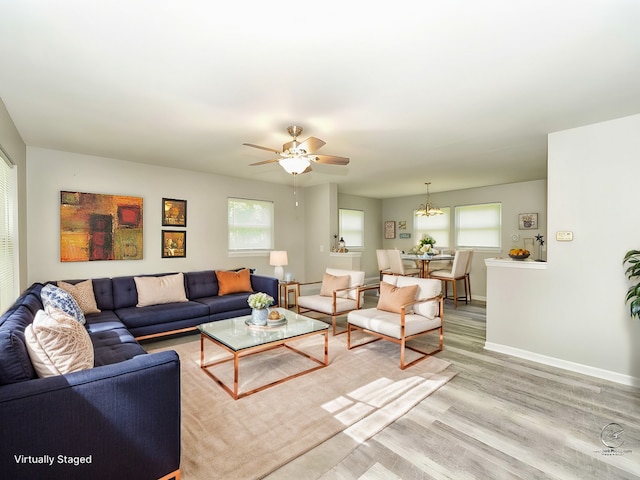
left=556, top=231, right=573, bottom=241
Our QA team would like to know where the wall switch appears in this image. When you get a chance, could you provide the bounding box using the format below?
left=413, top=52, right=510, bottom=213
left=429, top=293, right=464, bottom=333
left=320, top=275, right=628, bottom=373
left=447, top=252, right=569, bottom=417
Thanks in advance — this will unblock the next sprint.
left=319, top=244, right=324, bottom=252
left=556, top=231, right=573, bottom=241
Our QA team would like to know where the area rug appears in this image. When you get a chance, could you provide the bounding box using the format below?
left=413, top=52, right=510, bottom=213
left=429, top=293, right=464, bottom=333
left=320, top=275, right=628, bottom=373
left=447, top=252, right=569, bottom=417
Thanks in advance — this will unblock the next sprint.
left=144, top=329, right=457, bottom=480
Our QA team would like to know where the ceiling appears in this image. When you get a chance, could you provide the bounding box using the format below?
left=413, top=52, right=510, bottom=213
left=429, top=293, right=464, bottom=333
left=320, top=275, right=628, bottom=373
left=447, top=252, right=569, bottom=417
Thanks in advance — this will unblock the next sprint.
left=1, top=1, right=640, bottom=198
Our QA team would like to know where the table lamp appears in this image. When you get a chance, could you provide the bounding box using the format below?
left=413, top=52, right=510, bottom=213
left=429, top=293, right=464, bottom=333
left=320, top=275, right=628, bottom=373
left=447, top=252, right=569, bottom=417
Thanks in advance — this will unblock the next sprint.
left=269, top=251, right=288, bottom=281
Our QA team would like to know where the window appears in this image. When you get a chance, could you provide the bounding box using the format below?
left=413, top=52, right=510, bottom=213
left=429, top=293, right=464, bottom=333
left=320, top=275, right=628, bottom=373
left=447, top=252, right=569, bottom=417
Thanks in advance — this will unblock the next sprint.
left=339, top=209, right=364, bottom=248
left=455, top=202, right=501, bottom=249
left=414, top=207, right=451, bottom=248
left=0, top=150, right=17, bottom=314
left=228, top=198, right=274, bottom=252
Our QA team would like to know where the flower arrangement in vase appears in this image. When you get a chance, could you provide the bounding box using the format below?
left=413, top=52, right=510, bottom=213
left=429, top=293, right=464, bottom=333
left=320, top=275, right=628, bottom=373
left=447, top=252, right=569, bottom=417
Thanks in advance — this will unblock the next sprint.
left=247, top=292, right=275, bottom=326
left=412, top=235, right=436, bottom=255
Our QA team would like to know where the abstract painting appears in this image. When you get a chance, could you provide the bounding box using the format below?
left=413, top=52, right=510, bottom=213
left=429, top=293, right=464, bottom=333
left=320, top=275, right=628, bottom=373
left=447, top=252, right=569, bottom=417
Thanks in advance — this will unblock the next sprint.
left=60, top=191, right=143, bottom=262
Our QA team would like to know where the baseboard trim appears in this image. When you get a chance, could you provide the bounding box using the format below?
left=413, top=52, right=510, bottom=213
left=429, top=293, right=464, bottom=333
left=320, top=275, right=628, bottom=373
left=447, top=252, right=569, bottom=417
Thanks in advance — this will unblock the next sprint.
left=484, top=342, right=640, bottom=387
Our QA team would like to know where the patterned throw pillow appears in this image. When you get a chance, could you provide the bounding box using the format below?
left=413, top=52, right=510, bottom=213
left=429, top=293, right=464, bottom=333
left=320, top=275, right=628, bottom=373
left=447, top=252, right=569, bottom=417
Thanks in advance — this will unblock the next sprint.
left=57, top=279, right=101, bottom=315
left=41, top=283, right=86, bottom=325
left=24, top=309, right=94, bottom=378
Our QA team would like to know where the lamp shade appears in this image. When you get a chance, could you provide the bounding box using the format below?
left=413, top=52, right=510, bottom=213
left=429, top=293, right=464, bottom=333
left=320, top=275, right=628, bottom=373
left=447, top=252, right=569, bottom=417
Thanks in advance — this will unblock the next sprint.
left=269, top=251, right=288, bottom=281
left=269, top=251, right=288, bottom=266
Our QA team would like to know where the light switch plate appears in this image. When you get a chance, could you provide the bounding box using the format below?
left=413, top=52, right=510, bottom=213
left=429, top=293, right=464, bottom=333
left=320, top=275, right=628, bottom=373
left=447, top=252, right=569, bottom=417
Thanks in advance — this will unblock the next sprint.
left=556, top=231, right=573, bottom=241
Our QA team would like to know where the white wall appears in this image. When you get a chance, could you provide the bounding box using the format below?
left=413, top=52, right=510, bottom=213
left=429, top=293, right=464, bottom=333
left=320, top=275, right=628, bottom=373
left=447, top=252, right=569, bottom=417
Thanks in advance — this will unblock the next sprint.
left=486, top=113, right=640, bottom=385
left=382, top=180, right=547, bottom=300
left=26, top=147, right=309, bottom=283
left=0, top=99, right=28, bottom=290
left=338, top=193, right=383, bottom=280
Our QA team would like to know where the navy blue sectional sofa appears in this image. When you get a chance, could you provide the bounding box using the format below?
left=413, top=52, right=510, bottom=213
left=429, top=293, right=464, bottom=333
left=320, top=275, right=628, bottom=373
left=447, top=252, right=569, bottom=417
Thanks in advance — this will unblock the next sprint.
left=0, top=270, right=278, bottom=480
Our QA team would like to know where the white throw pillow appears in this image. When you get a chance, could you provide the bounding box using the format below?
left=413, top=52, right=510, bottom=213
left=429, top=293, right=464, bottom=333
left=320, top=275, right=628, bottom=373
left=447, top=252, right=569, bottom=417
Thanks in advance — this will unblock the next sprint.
left=134, top=272, right=188, bottom=307
left=25, top=309, right=94, bottom=378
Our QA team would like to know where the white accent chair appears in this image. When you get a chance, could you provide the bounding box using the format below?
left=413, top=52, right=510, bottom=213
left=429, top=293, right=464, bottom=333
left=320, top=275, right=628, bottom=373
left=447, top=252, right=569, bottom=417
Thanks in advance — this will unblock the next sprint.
left=297, top=268, right=366, bottom=335
left=347, top=275, right=444, bottom=369
left=376, top=249, right=392, bottom=280
left=428, top=249, right=471, bottom=308
left=387, top=249, right=421, bottom=277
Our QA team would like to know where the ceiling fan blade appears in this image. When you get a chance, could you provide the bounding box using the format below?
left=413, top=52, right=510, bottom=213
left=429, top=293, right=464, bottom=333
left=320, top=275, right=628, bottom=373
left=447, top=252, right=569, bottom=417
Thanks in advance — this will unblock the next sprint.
left=298, top=136, right=326, bottom=153
left=243, top=143, right=282, bottom=154
left=249, top=158, right=280, bottom=166
left=312, top=154, right=350, bottom=165
left=301, top=165, right=313, bottom=174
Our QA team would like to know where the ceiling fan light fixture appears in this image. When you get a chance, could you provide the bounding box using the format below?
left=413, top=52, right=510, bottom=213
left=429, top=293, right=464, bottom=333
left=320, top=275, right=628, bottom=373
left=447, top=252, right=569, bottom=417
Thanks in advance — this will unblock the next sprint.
left=280, top=156, right=311, bottom=175
left=415, top=182, right=443, bottom=217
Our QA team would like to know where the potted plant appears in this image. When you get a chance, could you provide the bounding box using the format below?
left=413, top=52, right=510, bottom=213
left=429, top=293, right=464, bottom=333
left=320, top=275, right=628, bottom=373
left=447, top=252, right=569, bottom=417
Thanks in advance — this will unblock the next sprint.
left=623, top=250, right=640, bottom=319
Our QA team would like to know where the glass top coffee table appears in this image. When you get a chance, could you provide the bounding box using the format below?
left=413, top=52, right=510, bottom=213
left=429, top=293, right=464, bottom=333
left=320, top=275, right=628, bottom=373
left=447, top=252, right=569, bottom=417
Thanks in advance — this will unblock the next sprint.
left=198, top=308, right=329, bottom=399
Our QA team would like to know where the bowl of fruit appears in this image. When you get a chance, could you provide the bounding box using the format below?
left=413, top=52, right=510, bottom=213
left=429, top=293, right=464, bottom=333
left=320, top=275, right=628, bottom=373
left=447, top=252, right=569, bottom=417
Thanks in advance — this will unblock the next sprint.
left=509, top=248, right=530, bottom=260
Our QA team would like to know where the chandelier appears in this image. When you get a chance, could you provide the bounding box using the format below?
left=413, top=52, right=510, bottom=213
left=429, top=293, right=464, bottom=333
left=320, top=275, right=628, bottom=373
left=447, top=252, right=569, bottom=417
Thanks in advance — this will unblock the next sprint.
left=415, top=182, right=443, bottom=217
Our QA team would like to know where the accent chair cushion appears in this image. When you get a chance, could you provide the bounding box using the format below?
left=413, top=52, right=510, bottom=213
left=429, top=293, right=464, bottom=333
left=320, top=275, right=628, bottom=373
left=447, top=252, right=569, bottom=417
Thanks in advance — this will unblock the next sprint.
left=382, top=275, right=441, bottom=319
left=24, top=308, right=94, bottom=378
left=377, top=281, right=418, bottom=314
left=319, top=273, right=351, bottom=298
left=57, top=279, right=101, bottom=315
left=324, top=268, right=365, bottom=301
left=134, top=273, right=188, bottom=307
left=40, top=283, right=86, bottom=325
left=216, top=269, right=253, bottom=296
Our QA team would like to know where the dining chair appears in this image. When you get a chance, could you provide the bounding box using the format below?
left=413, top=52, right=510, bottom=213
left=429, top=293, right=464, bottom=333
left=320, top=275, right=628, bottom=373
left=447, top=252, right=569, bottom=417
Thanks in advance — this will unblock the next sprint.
left=376, top=249, right=392, bottom=280
left=428, top=249, right=471, bottom=308
left=464, top=249, right=474, bottom=302
left=387, top=249, right=421, bottom=277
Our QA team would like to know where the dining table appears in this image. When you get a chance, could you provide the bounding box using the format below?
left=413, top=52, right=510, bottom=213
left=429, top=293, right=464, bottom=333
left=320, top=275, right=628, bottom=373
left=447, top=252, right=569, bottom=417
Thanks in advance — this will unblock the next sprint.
left=401, top=253, right=454, bottom=278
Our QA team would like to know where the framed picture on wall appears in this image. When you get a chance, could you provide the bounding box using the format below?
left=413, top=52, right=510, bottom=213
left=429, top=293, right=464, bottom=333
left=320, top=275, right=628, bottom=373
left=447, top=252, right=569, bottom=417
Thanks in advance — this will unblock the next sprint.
left=162, top=198, right=187, bottom=227
left=162, top=230, right=186, bottom=258
left=384, top=221, right=396, bottom=239
left=518, top=213, right=538, bottom=230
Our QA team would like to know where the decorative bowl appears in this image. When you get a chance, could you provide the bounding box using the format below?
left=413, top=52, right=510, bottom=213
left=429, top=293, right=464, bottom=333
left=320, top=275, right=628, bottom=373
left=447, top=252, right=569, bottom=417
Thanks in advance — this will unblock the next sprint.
left=509, top=253, right=530, bottom=260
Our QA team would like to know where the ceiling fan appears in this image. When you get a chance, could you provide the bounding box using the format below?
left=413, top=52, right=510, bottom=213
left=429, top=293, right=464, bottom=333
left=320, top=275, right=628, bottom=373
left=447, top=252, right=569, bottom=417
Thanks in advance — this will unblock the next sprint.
left=243, top=125, right=349, bottom=175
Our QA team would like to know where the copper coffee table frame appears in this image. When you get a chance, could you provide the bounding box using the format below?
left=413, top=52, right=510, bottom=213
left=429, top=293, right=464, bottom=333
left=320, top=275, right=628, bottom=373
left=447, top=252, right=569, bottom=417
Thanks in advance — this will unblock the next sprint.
left=199, top=313, right=329, bottom=400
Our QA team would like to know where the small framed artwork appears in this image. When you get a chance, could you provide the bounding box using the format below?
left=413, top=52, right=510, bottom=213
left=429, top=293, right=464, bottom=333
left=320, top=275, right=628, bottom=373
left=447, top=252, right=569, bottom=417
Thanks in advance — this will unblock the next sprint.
left=399, top=233, right=411, bottom=239
left=384, top=221, right=396, bottom=239
left=398, top=220, right=407, bottom=230
left=162, top=198, right=187, bottom=227
left=162, top=230, right=186, bottom=258
left=518, top=213, right=538, bottom=230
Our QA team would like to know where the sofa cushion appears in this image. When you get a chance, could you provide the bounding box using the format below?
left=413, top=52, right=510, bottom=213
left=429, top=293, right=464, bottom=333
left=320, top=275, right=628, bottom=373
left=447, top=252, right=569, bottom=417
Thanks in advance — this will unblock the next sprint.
left=57, top=279, right=101, bottom=314
left=195, top=293, right=253, bottom=314
left=216, top=269, right=253, bottom=296
left=24, top=309, right=94, bottom=378
left=185, top=270, right=218, bottom=299
left=134, top=272, right=188, bottom=307
left=377, top=281, right=418, bottom=314
left=89, top=328, right=147, bottom=366
left=115, top=301, right=209, bottom=329
left=0, top=304, right=38, bottom=385
left=84, top=310, right=127, bottom=334
left=40, top=283, right=86, bottom=325
left=320, top=273, right=351, bottom=298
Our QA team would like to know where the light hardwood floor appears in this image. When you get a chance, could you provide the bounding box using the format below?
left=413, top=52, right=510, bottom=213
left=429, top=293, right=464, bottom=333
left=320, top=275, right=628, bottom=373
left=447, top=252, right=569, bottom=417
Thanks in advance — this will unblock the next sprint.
left=270, top=297, right=640, bottom=479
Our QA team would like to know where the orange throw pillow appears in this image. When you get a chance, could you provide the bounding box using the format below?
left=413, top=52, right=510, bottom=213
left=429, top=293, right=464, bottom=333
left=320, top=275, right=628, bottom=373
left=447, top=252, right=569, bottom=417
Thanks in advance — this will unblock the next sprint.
left=377, top=281, right=418, bottom=314
left=216, top=269, right=253, bottom=296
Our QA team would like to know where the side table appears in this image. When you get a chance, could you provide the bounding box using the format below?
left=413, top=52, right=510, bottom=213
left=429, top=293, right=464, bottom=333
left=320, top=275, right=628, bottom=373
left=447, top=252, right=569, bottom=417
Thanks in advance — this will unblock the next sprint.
left=279, top=281, right=300, bottom=309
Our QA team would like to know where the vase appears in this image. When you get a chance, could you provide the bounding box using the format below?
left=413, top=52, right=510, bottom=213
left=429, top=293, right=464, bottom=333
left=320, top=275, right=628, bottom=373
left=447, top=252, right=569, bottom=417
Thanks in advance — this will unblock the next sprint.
left=250, top=308, right=268, bottom=326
